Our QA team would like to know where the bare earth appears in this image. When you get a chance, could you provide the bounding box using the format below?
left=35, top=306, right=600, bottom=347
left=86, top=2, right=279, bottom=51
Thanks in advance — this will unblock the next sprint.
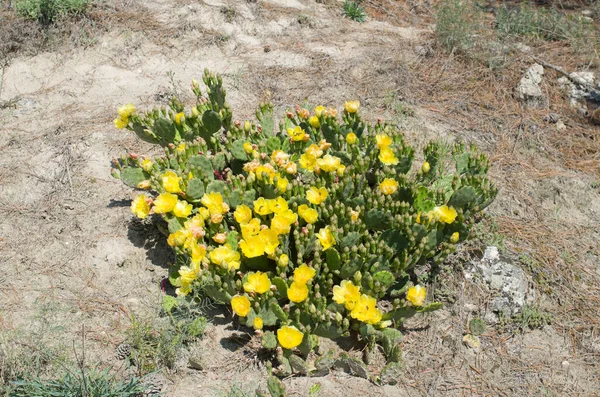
left=1, top=0, right=599, bottom=396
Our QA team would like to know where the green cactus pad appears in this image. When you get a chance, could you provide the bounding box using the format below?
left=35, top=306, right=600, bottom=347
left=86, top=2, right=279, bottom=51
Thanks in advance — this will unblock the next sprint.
left=262, top=331, right=278, bottom=350
left=231, top=139, right=250, bottom=161
left=211, top=152, right=227, bottom=171
left=266, top=137, right=281, bottom=152
left=289, top=354, right=309, bottom=375
left=120, top=167, right=146, bottom=188
left=313, top=323, right=345, bottom=340
left=448, top=186, right=477, bottom=209
left=272, top=277, right=288, bottom=300
left=131, top=122, right=160, bottom=145
left=202, top=110, right=222, bottom=134
left=339, top=260, right=362, bottom=279
left=153, top=117, right=178, bottom=145
left=168, top=217, right=184, bottom=233
left=364, top=209, right=393, bottom=230
left=267, top=375, right=287, bottom=397
left=469, top=318, right=487, bottom=336
left=325, top=248, right=341, bottom=271
left=372, top=271, right=395, bottom=290
left=186, top=178, right=205, bottom=200
left=188, top=155, right=213, bottom=176
left=205, top=180, right=226, bottom=194
left=340, top=232, right=361, bottom=250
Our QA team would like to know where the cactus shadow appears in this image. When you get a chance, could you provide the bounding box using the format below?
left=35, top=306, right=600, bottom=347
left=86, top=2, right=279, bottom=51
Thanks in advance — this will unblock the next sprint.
left=126, top=215, right=174, bottom=269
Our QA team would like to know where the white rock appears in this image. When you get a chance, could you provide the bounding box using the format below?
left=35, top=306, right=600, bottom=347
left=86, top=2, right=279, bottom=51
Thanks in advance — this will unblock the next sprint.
left=515, top=63, right=545, bottom=107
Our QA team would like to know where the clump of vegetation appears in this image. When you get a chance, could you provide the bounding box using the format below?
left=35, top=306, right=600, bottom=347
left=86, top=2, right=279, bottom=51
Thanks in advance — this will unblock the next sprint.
left=111, top=70, right=496, bottom=377
left=8, top=367, right=146, bottom=397
left=435, top=0, right=482, bottom=53
left=13, top=0, right=89, bottom=25
left=342, top=0, right=367, bottom=23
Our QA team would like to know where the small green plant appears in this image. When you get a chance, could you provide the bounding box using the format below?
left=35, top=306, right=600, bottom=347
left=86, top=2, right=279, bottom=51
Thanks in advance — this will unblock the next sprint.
left=8, top=367, right=146, bottom=397
left=469, top=317, right=486, bottom=335
left=342, top=0, right=367, bottom=23
left=13, top=0, right=89, bottom=25
left=514, top=304, right=552, bottom=331
left=435, top=0, right=482, bottom=53
left=469, top=214, right=505, bottom=252
left=112, top=70, right=497, bottom=377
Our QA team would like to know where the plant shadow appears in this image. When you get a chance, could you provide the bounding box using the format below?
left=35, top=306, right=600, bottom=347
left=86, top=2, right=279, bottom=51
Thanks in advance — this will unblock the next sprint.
left=126, top=215, right=174, bottom=270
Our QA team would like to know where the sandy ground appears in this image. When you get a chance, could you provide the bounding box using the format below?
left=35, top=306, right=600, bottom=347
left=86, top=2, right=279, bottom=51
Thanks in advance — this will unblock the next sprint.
left=1, top=0, right=600, bottom=396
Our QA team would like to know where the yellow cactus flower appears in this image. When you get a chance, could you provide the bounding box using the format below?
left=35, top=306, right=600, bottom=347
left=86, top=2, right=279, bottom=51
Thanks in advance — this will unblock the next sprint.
left=234, top=204, right=253, bottom=224
left=277, top=326, right=304, bottom=349
left=318, top=139, right=332, bottom=151
left=201, top=192, right=229, bottom=215
left=175, top=263, right=200, bottom=296
left=450, top=232, right=460, bottom=243
left=288, top=281, right=309, bottom=303
left=176, top=143, right=186, bottom=153
left=114, top=116, right=128, bottom=129
left=243, top=142, right=253, bottom=154
left=316, top=227, right=335, bottom=251
left=287, top=126, right=306, bottom=142
left=243, top=160, right=261, bottom=173
left=212, top=233, right=227, bottom=244
left=137, top=180, right=151, bottom=190
left=379, top=147, right=399, bottom=165
left=309, top=115, right=320, bottom=128
left=153, top=192, right=178, bottom=214
left=255, top=164, right=276, bottom=182
left=379, top=178, right=399, bottom=195
left=298, top=204, right=318, bottom=224
left=284, top=161, right=297, bottom=175
left=243, top=272, right=271, bottom=294
left=351, top=209, right=360, bottom=222
left=117, top=103, right=136, bottom=119
left=259, top=228, right=280, bottom=255
left=271, top=213, right=295, bottom=236
left=299, top=153, right=317, bottom=171
left=346, top=132, right=357, bottom=145
left=276, top=175, right=288, bottom=193
left=198, top=207, right=210, bottom=220
left=210, top=213, right=223, bottom=224
left=306, top=186, right=328, bottom=205
left=336, top=164, right=346, bottom=176
left=131, top=195, right=150, bottom=219
left=422, top=161, right=431, bottom=174
left=141, top=158, right=153, bottom=172
left=433, top=205, right=457, bottom=224
left=271, top=150, right=290, bottom=166
left=314, top=105, right=326, bottom=117
left=306, top=144, right=323, bottom=159
left=173, top=200, right=193, bottom=218
left=316, top=155, right=341, bottom=173
left=253, top=197, right=273, bottom=216
left=333, top=280, right=361, bottom=310
left=253, top=317, right=264, bottom=330
left=326, top=107, right=338, bottom=118
left=175, top=112, right=185, bottom=125
left=244, top=120, right=251, bottom=132
left=344, top=100, right=360, bottom=113
left=376, top=134, right=392, bottom=149
left=209, top=244, right=241, bottom=271
left=350, top=294, right=383, bottom=325
left=162, top=171, right=182, bottom=194
left=189, top=241, right=207, bottom=264
left=293, top=264, right=316, bottom=285
left=241, top=218, right=261, bottom=240
left=239, top=235, right=265, bottom=258
left=406, top=285, right=426, bottom=306
left=231, top=295, right=251, bottom=317
left=278, top=254, right=289, bottom=267
left=167, top=228, right=192, bottom=247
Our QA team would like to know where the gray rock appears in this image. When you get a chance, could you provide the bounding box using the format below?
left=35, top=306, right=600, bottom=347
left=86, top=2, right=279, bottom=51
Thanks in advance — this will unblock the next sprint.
left=515, top=63, right=545, bottom=107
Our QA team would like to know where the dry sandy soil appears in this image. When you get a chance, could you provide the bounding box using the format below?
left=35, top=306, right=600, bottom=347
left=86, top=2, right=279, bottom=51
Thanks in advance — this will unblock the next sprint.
left=1, top=0, right=600, bottom=396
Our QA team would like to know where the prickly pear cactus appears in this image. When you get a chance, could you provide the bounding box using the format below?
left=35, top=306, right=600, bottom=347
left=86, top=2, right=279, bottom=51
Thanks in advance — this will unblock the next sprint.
left=112, top=70, right=497, bottom=376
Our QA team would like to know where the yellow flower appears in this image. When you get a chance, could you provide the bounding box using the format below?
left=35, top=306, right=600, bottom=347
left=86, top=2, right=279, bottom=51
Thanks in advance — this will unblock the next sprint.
left=137, top=180, right=150, bottom=189
left=276, top=175, right=288, bottom=193
left=210, top=213, right=223, bottom=224
left=450, top=232, right=460, bottom=243
left=314, top=105, right=326, bottom=117
left=277, top=326, right=304, bottom=349
left=117, top=103, right=136, bottom=118
left=141, top=159, right=153, bottom=172
left=284, top=162, right=297, bottom=174
left=287, top=281, right=309, bottom=303
left=201, top=192, right=229, bottom=215
left=271, top=150, right=290, bottom=167
left=351, top=210, right=360, bottom=222
left=114, top=116, right=128, bottom=129
left=287, top=126, right=306, bottom=142
left=255, top=164, right=276, bottom=182
left=379, top=147, right=399, bottom=165
left=243, top=272, right=271, bottom=294
left=316, top=155, right=341, bottom=173
left=336, top=164, right=346, bottom=176
left=346, top=132, right=357, bottom=145
left=309, top=115, right=320, bottom=128
left=153, top=193, right=178, bottom=214
left=333, top=280, right=361, bottom=310
left=298, top=204, right=318, bottom=224
left=209, top=244, right=241, bottom=271
left=198, top=207, right=210, bottom=220
left=299, top=153, right=317, bottom=171
left=253, top=197, right=273, bottom=216
left=231, top=295, right=251, bottom=317
left=316, top=227, right=335, bottom=251
left=433, top=205, right=457, bottom=224
left=239, top=235, right=265, bottom=258
left=260, top=228, right=280, bottom=256
left=406, top=285, right=426, bottom=306
left=376, top=134, right=392, bottom=149
left=350, top=294, right=383, bottom=325
left=173, top=200, right=193, bottom=218
left=212, top=233, right=227, bottom=244
left=234, top=204, right=253, bottom=224
left=271, top=213, right=294, bottom=236
left=243, top=142, right=253, bottom=154
left=278, top=254, right=289, bottom=267
left=175, top=263, right=200, bottom=296
left=253, top=317, right=264, bottom=330
left=318, top=140, right=332, bottom=151
left=177, top=143, right=186, bottom=153
left=293, top=264, right=316, bottom=285
left=379, top=178, right=399, bottom=195
left=175, top=112, right=185, bottom=125
left=422, top=161, right=431, bottom=174
left=326, top=107, right=338, bottom=118
left=241, top=218, right=261, bottom=240
left=168, top=228, right=192, bottom=247
left=306, top=144, right=323, bottom=159
left=344, top=100, right=360, bottom=113
left=131, top=195, right=150, bottom=219
left=162, top=171, right=182, bottom=194
left=306, top=186, right=328, bottom=205
left=189, top=241, right=207, bottom=264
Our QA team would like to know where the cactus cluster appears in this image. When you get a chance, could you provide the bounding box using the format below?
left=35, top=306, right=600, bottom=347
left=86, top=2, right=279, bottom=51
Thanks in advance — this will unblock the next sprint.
left=112, top=70, right=497, bottom=373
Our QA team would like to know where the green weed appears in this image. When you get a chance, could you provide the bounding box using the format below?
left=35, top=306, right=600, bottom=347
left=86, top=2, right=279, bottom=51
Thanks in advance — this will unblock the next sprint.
left=342, top=0, right=367, bottom=23
left=435, top=0, right=482, bottom=53
left=13, top=0, right=89, bottom=25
